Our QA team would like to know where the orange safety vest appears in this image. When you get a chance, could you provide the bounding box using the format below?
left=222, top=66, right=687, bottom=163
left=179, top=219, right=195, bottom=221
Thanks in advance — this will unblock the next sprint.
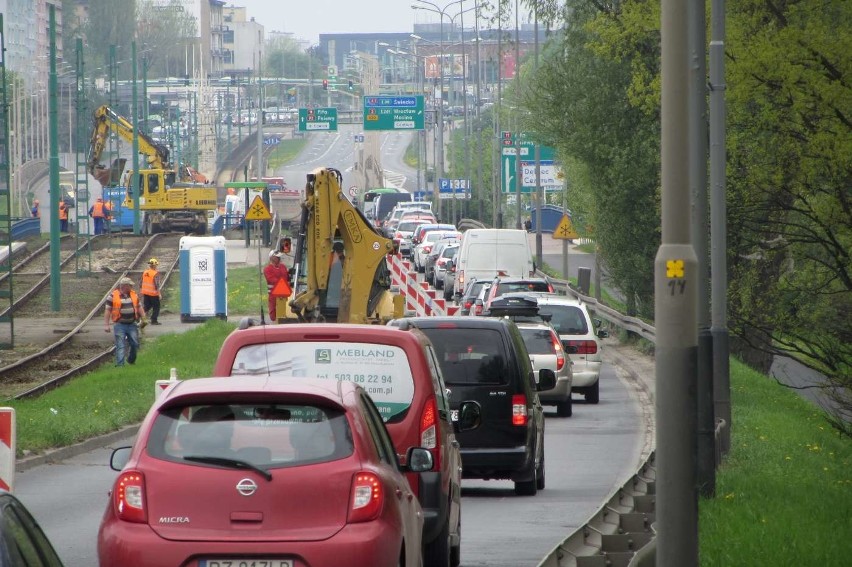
left=140, top=269, right=160, bottom=297
left=110, top=289, right=139, bottom=322
left=58, top=202, right=68, bottom=220
left=91, top=201, right=106, bottom=218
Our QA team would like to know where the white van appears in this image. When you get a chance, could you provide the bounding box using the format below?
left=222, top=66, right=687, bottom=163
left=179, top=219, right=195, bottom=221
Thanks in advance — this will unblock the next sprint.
left=452, top=229, right=535, bottom=297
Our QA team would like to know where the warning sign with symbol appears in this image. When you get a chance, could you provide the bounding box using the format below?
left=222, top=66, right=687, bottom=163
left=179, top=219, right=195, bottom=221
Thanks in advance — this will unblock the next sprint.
left=553, top=214, right=579, bottom=240
left=245, top=195, right=272, bottom=221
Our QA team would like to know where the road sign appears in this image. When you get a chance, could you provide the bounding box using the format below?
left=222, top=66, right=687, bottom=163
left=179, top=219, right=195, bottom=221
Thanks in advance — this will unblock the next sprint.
left=553, top=214, right=579, bottom=240
left=354, top=134, right=365, bottom=143
left=500, top=134, right=559, bottom=193
left=438, top=178, right=472, bottom=199
left=263, top=136, right=281, bottom=146
left=327, top=65, right=338, bottom=79
left=363, top=95, right=425, bottom=131
left=298, top=107, right=338, bottom=132
left=245, top=195, right=272, bottom=221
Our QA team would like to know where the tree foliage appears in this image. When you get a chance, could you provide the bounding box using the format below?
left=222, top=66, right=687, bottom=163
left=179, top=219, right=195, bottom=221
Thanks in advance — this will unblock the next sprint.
left=136, top=0, right=199, bottom=79
left=519, top=0, right=850, bottom=430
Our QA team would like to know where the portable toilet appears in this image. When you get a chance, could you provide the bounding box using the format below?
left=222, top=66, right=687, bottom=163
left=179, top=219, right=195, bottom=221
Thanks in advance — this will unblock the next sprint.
left=179, top=236, right=228, bottom=322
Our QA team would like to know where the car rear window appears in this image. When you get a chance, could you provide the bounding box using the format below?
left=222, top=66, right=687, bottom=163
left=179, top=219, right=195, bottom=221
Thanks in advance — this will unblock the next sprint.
left=495, top=281, right=550, bottom=296
left=229, top=342, right=416, bottom=423
left=519, top=327, right=555, bottom=355
left=538, top=305, right=589, bottom=335
left=419, top=328, right=508, bottom=386
left=147, top=403, right=354, bottom=469
left=442, top=247, right=458, bottom=259
left=398, top=221, right=425, bottom=232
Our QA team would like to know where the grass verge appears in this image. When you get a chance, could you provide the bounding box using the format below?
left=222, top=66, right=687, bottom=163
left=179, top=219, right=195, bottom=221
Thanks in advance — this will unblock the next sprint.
left=266, top=139, right=309, bottom=170
left=699, top=358, right=851, bottom=565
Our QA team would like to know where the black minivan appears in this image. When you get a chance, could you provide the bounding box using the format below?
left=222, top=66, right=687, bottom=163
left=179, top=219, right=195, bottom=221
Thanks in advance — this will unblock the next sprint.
left=391, top=317, right=555, bottom=496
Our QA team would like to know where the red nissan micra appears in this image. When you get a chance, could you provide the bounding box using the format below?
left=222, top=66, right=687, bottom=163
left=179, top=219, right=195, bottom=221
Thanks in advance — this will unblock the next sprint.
left=98, top=376, right=432, bottom=567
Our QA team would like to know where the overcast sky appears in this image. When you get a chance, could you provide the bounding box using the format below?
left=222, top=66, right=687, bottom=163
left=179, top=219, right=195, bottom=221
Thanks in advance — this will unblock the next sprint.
left=243, top=0, right=432, bottom=45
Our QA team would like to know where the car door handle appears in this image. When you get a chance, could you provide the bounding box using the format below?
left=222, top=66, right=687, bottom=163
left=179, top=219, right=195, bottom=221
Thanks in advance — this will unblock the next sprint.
left=396, top=488, right=403, bottom=499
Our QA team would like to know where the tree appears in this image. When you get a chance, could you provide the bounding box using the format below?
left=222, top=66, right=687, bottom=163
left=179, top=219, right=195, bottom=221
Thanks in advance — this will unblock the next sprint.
left=136, top=0, right=199, bottom=79
left=82, top=0, right=137, bottom=76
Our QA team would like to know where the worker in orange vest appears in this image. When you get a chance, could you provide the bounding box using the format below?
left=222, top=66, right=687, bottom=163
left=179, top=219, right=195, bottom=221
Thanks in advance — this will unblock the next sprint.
left=58, top=200, right=69, bottom=232
left=140, top=258, right=162, bottom=325
left=89, top=197, right=107, bottom=235
left=264, top=251, right=290, bottom=322
left=104, top=277, right=144, bottom=366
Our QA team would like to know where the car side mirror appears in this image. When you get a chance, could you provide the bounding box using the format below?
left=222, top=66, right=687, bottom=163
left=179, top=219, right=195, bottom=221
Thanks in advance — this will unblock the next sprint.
left=455, top=401, right=481, bottom=431
left=404, top=447, right=435, bottom=473
left=445, top=260, right=454, bottom=270
left=110, top=446, right=132, bottom=471
left=561, top=340, right=579, bottom=354
left=536, top=368, right=557, bottom=391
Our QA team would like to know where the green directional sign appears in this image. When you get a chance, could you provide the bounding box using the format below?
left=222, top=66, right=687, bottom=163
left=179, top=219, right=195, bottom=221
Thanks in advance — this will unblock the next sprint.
left=363, top=95, right=425, bottom=131
left=299, top=107, right=338, bottom=132
left=500, top=132, right=559, bottom=193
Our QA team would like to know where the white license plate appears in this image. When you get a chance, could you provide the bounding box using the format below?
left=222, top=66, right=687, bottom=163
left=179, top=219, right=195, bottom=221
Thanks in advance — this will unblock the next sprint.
left=450, top=409, right=459, bottom=422
left=200, top=560, right=293, bottom=567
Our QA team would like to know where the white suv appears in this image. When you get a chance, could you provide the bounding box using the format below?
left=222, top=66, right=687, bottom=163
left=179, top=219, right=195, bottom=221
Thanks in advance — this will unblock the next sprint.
left=533, top=295, right=608, bottom=404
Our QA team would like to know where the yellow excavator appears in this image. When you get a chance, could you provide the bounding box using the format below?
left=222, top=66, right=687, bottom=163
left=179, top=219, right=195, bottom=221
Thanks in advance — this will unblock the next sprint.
left=87, top=105, right=217, bottom=234
left=287, top=167, right=402, bottom=324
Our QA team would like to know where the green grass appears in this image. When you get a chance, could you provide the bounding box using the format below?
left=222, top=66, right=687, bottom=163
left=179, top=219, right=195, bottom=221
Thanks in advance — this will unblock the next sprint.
left=699, top=358, right=851, bottom=565
left=267, top=139, right=309, bottom=170
left=9, top=319, right=236, bottom=455
left=403, top=137, right=419, bottom=168
left=160, top=266, right=266, bottom=317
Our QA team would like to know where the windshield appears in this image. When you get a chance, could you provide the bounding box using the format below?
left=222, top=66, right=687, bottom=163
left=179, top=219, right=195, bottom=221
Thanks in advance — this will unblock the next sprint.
left=538, top=305, right=589, bottom=335
left=230, top=342, right=416, bottom=422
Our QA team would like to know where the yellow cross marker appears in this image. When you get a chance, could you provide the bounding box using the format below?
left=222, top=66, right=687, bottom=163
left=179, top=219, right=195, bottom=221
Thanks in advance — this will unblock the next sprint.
left=245, top=195, right=272, bottom=221
left=666, top=259, right=685, bottom=278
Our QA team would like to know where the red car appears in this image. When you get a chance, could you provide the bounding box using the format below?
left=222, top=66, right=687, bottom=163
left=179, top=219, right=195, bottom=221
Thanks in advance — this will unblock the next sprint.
left=213, top=324, right=479, bottom=567
left=98, top=376, right=432, bottom=567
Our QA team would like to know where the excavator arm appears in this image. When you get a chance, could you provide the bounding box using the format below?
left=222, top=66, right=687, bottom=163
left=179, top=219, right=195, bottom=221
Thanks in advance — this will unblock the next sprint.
left=289, top=168, right=398, bottom=324
left=87, top=105, right=172, bottom=176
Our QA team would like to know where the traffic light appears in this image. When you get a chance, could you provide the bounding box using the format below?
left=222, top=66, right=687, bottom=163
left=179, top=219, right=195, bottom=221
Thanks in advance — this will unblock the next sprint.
left=322, top=79, right=328, bottom=90
left=280, top=237, right=292, bottom=255
left=348, top=80, right=354, bottom=90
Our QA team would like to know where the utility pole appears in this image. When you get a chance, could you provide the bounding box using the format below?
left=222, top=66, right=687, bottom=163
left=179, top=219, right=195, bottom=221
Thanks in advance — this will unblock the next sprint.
left=533, top=6, right=542, bottom=268
left=131, top=41, right=141, bottom=235
left=710, top=0, right=731, bottom=455
left=657, top=0, right=699, bottom=563
left=47, top=5, right=61, bottom=311
left=513, top=0, right=522, bottom=230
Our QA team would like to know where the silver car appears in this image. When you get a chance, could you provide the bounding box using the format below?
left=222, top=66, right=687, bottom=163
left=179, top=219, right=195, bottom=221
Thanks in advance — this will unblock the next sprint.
left=516, top=321, right=574, bottom=417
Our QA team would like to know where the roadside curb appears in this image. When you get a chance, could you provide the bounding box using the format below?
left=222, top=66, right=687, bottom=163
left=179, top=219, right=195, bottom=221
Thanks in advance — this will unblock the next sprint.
left=16, top=424, right=139, bottom=473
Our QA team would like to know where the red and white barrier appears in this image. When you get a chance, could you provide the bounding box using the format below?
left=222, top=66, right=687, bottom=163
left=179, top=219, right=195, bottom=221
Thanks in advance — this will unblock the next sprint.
left=0, top=408, right=16, bottom=492
left=387, top=255, right=459, bottom=317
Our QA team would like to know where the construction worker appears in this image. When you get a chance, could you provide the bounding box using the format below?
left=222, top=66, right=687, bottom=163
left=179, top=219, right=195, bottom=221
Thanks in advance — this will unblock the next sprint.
left=31, top=199, right=40, bottom=218
left=140, top=258, right=162, bottom=325
left=89, top=197, right=107, bottom=235
left=104, top=277, right=144, bottom=366
left=263, top=250, right=289, bottom=322
left=58, top=200, right=69, bottom=232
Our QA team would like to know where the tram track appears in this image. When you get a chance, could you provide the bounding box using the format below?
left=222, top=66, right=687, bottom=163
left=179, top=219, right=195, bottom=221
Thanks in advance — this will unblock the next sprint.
left=0, top=233, right=183, bottom=399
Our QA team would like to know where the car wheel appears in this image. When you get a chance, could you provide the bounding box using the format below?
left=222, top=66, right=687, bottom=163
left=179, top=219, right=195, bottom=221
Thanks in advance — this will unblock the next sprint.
left=450, top=511, right=461, bottom=567
left=514, top=463, right=538, bottom=496
left=423, top=519, right=451, bottom=567
left=556, top=397, right=573, bottom=417
left=585, top=380, right=600, bottom=404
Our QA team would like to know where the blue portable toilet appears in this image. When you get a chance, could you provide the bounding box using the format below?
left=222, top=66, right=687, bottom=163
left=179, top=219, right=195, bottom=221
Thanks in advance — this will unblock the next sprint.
left=530, top=205, right=571, bottom=233
left=179, top=236, right=228, bottom=322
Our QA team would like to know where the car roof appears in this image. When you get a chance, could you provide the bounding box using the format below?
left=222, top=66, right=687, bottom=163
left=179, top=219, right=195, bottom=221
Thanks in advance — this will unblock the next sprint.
left=525, top=294, right=584, bottom=307
left=159, top=375, right=352, bottom=406
left=392, top=316, right=511, bottom=331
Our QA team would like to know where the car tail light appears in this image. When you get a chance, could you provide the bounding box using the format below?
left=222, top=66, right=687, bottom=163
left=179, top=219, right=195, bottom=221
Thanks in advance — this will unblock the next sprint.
left=474, top=303, right=482, bottom=316
left=567, top=340, right=598, bottom=355
left=420, top=397, right=441, bottom=470
left=511, top=394, right=528, bottom=426
left=436, top=258, right=446, bottom=267
left=464, top=300, right=472, bottom=310
left=458, top=270, right=464, bottom=286
left=114, top=471, right=147, bottom=523
left=394, top=232, right=403, bottom=240
left=551, top=331, right=565, bottom=371
left=348, top=472, right=384, bottom=523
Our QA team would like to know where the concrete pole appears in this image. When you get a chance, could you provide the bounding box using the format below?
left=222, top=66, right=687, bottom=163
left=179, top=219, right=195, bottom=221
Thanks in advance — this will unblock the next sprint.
left=47, top=5, right=61, bottom=311
left=710, top=0, right=731, bottom=455
left=494, top=3, right=503, bottom=229
left=257, top=72, right=264, bottom=181
left=534, top=7, right=542, bottom=267
left=657, top=0, right=699, bottom=562
left=689, top=0, right=715, bottom=498
left=436, top=21, right=446, bottom=216
left=475, top=0, right=484, bottom=221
